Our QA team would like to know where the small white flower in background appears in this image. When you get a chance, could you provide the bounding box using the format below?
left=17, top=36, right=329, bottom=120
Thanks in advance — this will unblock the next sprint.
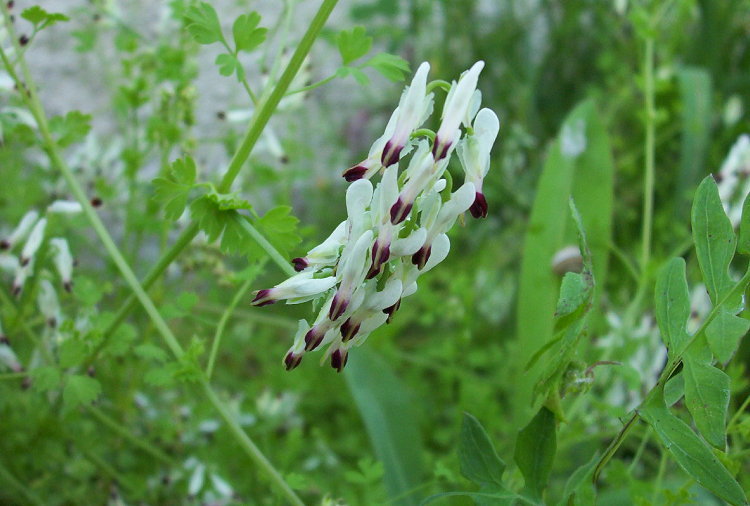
left=0, top=210, right=39, bottom=250
left=37, top=280, right=62, bottom=327
left=716, top=134, right=750, bottom=227
left=50, top=238, right=74, bottom=291
left=560, top=118, right=587, bottom=159
left=47, top=200, right=83, bottom=214
left=252, top=61, right=500, bottom=371
left=20, top=217, right=47, bottom=265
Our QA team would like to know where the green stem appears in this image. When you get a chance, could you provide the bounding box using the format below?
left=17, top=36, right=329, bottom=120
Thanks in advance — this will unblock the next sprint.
left=236, top=214, right=297, bottom=277
left=286, top=73, right=336, bottom=96
left=87, top=406, right=177, bottom=467
left=426, top=79, right=451, bottom=94
left=727, top=392, right=750, bottom=432
left=640, top=36, right=655, bottom=270
left=206, top=277, right=254, bottom=379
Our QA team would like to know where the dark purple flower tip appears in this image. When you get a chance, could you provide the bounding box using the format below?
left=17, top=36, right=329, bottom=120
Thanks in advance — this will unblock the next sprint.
left=367, top=241, right=390, bottom=279
left=21, top=377, right=31, bottom=390
left=11, top=284, right=21, bottom=297
left=469, top=192, right=488, bottom=219
left=20, top=256, right=30, bottom=267
left=381, top=139, right=403, bottom=167
left=331, top=348, right=349, bottom=372
left=251, top=289, right=276, bottom=307
left=63, top=281, right=73, bottom=293
left=291, top=257, right=308, bottom=272
left=383, top=298, right=402, bottom=323
left=343, top=164, right=368, bottom=182
left=390, top=197, right=413, bottom=225
left=432, top=137, right=452, bottom=161
left=304, top=327, right=325, bottom=351
left=328, top=291, right=349, bottom=321
left=0, top=335, right=9, bottom=345
left=411, top=244, right=432, bottom=270
left=341, top=318, right=361, bottom=341
left=0, top=240, right=9, bottom=250
left=284, top=351, right=303, bottom=371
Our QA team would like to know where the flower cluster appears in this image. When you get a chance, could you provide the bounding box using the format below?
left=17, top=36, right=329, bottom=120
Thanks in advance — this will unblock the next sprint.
left=251, top=61, right=499, bottom=371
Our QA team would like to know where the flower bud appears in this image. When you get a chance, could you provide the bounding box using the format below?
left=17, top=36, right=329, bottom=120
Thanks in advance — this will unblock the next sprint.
left=20, top=218, right=46, bottom=265
left=1, top=210, right=39, bottom=250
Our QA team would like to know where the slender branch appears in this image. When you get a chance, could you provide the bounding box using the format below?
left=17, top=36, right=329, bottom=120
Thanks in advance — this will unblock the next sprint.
left=206, top=276, right=254, bottom=379
left=640, top=36, right=655, bottom=270
left=286, top=73, right=336, bottom=96
left=236, top=214, right=297, bottom=277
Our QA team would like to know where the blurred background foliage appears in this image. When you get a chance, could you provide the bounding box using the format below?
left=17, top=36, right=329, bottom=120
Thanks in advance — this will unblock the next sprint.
left=2, top=0, right=750, bottom=504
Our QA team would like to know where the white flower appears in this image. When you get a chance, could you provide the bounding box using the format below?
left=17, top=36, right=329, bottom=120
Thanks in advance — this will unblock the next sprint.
left=20, top=218, right=47, bottom=265
left=342, top=107, right=400, bottom=181
left=292, top=221, right=347, bottom=272
left=251, top=271, right=337, bottom=307
left=1, top=210, right=39, bottom=250
left=433, top=61, right=485, bottom=160
left=50, top=238, right=74, bottom=291
left=37, top=279, right=61, bottom=327
left=457, top=108, right=500, bottom=218
left=716, top=134, right=750, bottom=227
left=12, top=258, right=34, bottom=296
left=381, top=62, right=433, bottom=167
left=47, top=200, right=83, bottom=214
left=329, top=230, right=373, bottom=320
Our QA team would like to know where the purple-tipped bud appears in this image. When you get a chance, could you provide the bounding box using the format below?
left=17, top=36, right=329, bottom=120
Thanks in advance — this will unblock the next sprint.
left=284, top=351, right=303, bottom=371
left=390, top=197, right=413, bottom=225
left=341, top=318, right=361, bottom=341
left=367, top=241, right=391, bottom=279
left=432, top=137, right=452, bottom=161
left=331, top=348, right=349, bottom=372
left=0, top=240, right=9, bottom=250
left=412, top=244, right=432, bottom=270
left=20, top=257, right=30, bottom=267
left=381, top=140, right=403, bottom=167
left=343, top=164, right=368, bottom=182
left=291, top=257, right=308, bottom=272
left=0, top=335, right=9, bottom=345
left=251, top=289, right=276, bottom=307
left=63, top=281, right=73, bottom=292
left=383, top=298, right=402, bottom=323
left=469, top=192, right=488, bottom=219
left=328, top=291, right=349, bottom=321
left=11, top=284, right=21, bottom=297
left=304, top=326, right=326, bottom=351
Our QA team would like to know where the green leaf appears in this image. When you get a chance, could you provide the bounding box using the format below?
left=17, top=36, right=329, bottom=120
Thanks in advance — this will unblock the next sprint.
left=232, top=12, right=267, bottom=53
left=336, top=66, right=370, bottom=86
left=144, top=367, right=175, bottom=387
left=554, top=271, right=591, bottom=318
left=49, top=111, right=91, bottom=147
left=345, top=349, right=423, bottom=506
left=59, top=339, right=88, bottom=368
left=134, top=344, right=169, bottom=363
left=205, top=189, right=252, bottom=211
left=654, top=257, right=691, bottom=355
left=190, top=191, right=254, bottom=256
left=514, top=406, right=557, bottom=499
left=682, top=353, right=730, bottom=449
left=458, top=413, right=506, bottom=489
left=30, top=366, right=61, bottom=392
left=692, top=176, right=737, bottom=306
left=365, top=53, right=410, bottom=82
left=559, top=452, right=598, bottom=506
left=63, top=375, right=102, bottom=412
left=21, top=6, right=69, bottom=28
left=250, top=205, right=301, bottom=260
left=184, top=2, right=223, bottom=45
left=421, top=490, right=529, bottom=505
left=641, top=390, right=746, bottom=505
left=705, top=310, right=750, bottom=363
left=336, top=26, right=372, bottom=65
left=152, top=157, right=197, bottom=221
left=215, top=53, right=239, bottom=77
left=738, top=193, right=750, bottom=255
left=664, top=372, right=685, bottom=406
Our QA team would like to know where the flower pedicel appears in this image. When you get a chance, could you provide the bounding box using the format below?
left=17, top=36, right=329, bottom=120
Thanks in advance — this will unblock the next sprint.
left=252, top=61, right=500, bottom=371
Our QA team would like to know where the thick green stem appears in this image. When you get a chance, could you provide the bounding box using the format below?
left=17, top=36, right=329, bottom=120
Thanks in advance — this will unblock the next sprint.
left=640, top=37, right=655, bottom=270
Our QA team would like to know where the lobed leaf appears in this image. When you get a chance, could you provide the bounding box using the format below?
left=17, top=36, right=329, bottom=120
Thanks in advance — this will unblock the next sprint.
left=640, top=390, right=746, bottom=505
left=365, top=53, right=410, bottom=82
left=232, top=12, right=267, bottom=53
left=215, top=53, right=240, bottom=77
left=691, top=176, right=737, bottom=306
left=514, top=406, right=557, bottom=500
left=184, top=2, right=223, bottom=45
left=654, top=257, right=691, bottom=355
left=49, top=111, right=92, bottom=147
left=250, top=205, right=301, bottom=260
left=152, top=157, right=197, bottom=221
left=682, top=351, right=730, bottom=449
left=705, top=309, right=750, bottom=363
left=63, top=374, right=102, bottom=412
left=21, top=6, right=69, bottom=28
left=336, top=26, right=372, bottom=65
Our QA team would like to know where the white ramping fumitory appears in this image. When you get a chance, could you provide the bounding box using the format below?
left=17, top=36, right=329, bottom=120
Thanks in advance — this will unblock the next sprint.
left=716, top=134, right=750, bottom=227
left=0, top=210, right=39, bottom=250
left=50, top=237, right=74, bottom=292
left=252, top=60, right=499, bottom=371
left=20, top=218, right=46, bottom=266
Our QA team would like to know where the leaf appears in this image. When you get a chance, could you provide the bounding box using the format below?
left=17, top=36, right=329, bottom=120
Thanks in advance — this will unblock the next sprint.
left=250, top=205, right=301, bottom=260
left=59, top=338, right=88, bottom=368
left=682, top=352, right=730, bottom=449
left=365, top=53, right=410, bottom=82
left=737, top=193, right=750, bottom=255
left=654, top=257, right=691, bottom=355
left=63, top=374, right=102, bottom=412
left=559, top=452, right=598, bottom=506
left=514, top=406, right=557, bottom=499
left=134, top=344, right=169, bottom=363
left=184, top=2, right=223, bottom=45
left=515, top=100, right=613, bottom=424
left=554, top=271, right=591, bottom=318
left=21, top=6, right=69, bottom=28
left=640, top=390, right=746, bottom=505
left=215, top=53, right=239, bottom=77
left=691, top=176, right=737, bottom=306
left=705, top=309, right=750, bottom=363
left=232, top=12, right=267, bottom=53
left=421, top=490, right=529, bottom=505
left=458, top=413, right=506, bottom=489
left=30, top=366, right=61, bottom=392
left=664, top=372, right=685, bottom=406
left=336, top=66, right=370, bottom=86
left=205, top=189, right=252, bottom=211
left=336, top=26, right=372, bottom=65
left=190, top=191, right=253, bottom=255
left=49, top=111, right=91, bottom=147
left=345, top=348, right=424, bottom=506
left=152, top=157, right=197, bottom=221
